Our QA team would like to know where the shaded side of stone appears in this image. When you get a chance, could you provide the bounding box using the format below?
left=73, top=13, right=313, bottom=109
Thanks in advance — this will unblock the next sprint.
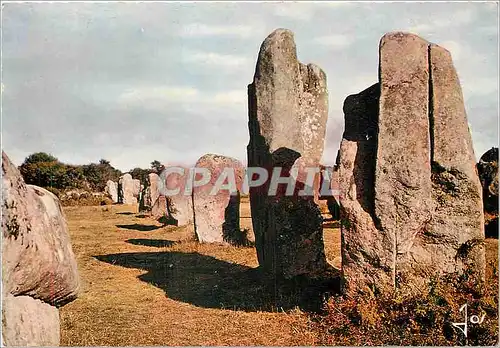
left=339, top=83, right=394, bottom=295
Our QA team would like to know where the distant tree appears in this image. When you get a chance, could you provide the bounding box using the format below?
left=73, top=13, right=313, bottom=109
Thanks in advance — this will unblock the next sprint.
left=18, top=152, right=127, bottom=192
left=23, top=152, right=58, bottom=164
left=20, top=152, right=61, bottom=188
left=82, top=160, right=122, bottom=191
left=129, top=167, right=152, bottom=186
left=61, top=165, right=86, bottom=188
left=150, top=160, right=165, bottom=174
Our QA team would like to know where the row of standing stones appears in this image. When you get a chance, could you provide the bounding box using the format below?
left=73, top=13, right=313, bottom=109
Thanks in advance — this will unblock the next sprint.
left=106, top=29, right=490, bottom=297
left=2, top=28, right=495, bottom=345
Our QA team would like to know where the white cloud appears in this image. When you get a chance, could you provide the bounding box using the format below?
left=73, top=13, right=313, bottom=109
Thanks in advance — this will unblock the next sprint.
left=452, top=8, right=476, bottom=25
left=211, top=90, right=246, bottom=105
left=317, top=2, right=355, bottom=8
left=118, top=86, right=199, bottom=104
left=117, top=86, right=246, bottom=110
left=439, top=40, right=461, bottom=61
left=272, top=3, right=315, bottom=21
left=407, top=7, right=477, bottom=34
left=184, top=51, right=251, bottom=69
left=406, top=23, right=434, bottom=35
left=313, top=34, right=351, bottom=49
left=179, top=23, right=255, bottom=38
left=477, top=26, right=498, bottom=35
left=462, top=77, right=498, bottom=98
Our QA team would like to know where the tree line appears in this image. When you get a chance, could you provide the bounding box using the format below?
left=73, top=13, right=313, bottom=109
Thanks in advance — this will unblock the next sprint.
left=19, top=152, right=164, bottom=193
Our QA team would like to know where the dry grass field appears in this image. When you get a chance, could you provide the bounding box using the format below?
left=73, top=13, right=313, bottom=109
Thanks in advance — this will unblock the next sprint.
left=59, top=197, right=496, bottom=346
left=60, top=197, right=340, bottom=346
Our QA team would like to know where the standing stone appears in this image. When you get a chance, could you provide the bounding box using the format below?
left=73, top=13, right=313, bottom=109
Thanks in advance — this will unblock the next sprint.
left=340, top=32, right=485, bottom=296
left=145, top=173, right=165, bottom=218
left=2, top=151, right=80, bottom=346
left=192, top=154, right=244, bottom=243
left=105, top=180, right=118, bottom=203
left=152, top=196, right=167, bottom=219
left=162, top=165, right=194, bottom=226
left=139, top=173, right=160, bottom=213
left=248, top=29, right=328, bottom=279
left=148, top=173, right=160, bottom=210
left=139, top=185, right=151, bottom=212
left=118, top=174, right=141, bottom=204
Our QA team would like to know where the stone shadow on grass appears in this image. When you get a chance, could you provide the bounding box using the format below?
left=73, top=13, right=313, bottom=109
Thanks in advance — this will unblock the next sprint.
left=95, top=251, right=341, bottom=313
left=125, top=239, right=176, bottom=248
left=116, top=224, right=162, bottom=232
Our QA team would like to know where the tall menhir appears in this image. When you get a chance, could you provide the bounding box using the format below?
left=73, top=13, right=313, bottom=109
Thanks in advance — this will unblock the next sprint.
left=339, top=32, right=485, bottom=296
left=247, top=28, right=329, bottom=279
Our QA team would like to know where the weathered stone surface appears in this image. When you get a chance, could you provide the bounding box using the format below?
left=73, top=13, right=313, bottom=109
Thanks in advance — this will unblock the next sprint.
left=339, top=83, right=392, bottom=294
left=2, top=151, right=79, bottom=345
left=375, top=33, right=433, bottom=283
left=144, top=173, right=165, bottom=218
left=477, top=147, right=499, bottom=238
left=248, top=29, right=328, bottom=279
left=105, top=180, right=118, bottom=203
left=162, top=165, right=194, bottom=226
left=118, top=174, right=141, bottom=204
left=139, top=173, right=160, bottom=213
left=193, top=154, right=244, bottom=243
left=340, top=32, right=485, bottom=296
left=2, top=294, right=60, bottom=346
left=148, top=173, right=161, bottom=210
left=420, top=43, right=485, bottom=281
left=139, top=186, right=151, bottom=212
left=153, top=195, right=167, bottom=219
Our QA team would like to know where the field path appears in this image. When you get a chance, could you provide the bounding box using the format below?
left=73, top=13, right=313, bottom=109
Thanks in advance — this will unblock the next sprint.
left=59, top=202, right=338, bottom=346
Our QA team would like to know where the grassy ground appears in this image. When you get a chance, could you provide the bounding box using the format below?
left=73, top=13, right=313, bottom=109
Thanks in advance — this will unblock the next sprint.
left=60, top=198, right=340, bottom=345
left=59, top=198, right=496, bottom=346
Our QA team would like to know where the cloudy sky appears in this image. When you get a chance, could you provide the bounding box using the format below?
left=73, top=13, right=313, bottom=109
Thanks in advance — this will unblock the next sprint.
left=2, top=1, right=498, bottom=172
